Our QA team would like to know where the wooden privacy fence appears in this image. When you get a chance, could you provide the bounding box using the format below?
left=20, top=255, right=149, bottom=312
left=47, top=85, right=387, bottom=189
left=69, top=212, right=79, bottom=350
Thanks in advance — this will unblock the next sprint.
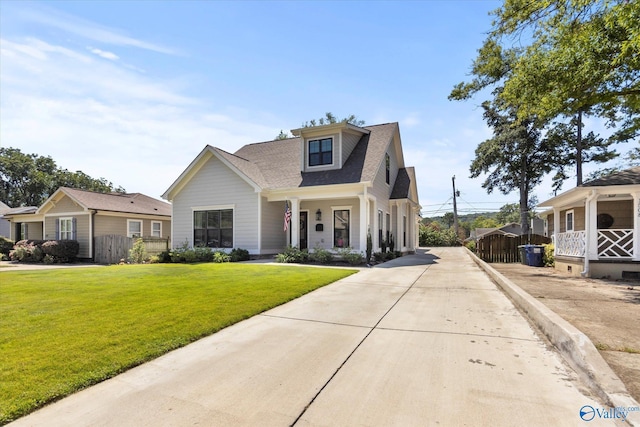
left=94, top=235, right=169, bottom=264
left=476, top=234, right=551, bottom=263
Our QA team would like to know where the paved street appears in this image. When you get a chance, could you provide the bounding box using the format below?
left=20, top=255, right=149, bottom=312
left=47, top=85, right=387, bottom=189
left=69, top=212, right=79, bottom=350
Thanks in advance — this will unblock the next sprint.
left=11, top=247, right=621, bottom=426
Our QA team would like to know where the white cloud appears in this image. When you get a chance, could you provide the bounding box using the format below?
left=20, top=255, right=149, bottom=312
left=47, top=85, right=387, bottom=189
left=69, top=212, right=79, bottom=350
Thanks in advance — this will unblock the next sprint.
left=16, top=4, right=177, bottom=55
left=89, top=47, right=119, bottom=61
left=0, top=37, right=275, bottom=198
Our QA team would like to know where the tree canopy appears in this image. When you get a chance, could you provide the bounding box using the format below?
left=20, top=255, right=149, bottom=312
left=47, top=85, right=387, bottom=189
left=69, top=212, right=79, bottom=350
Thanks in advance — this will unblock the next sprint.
left=0, top=147, right=125, bottom=207
left=302, top=112, right=366, bottom=128
left=451, top=0, right=639, bottom=140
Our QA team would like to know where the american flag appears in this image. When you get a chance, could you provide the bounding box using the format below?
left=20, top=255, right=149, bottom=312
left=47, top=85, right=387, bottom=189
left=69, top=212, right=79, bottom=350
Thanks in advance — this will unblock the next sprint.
left=284, top=201, right=291, bottom=231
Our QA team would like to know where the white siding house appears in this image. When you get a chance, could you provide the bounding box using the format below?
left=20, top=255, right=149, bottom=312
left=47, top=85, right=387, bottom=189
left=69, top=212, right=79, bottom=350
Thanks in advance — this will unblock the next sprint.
left=163, top=122, right=421, bottom=256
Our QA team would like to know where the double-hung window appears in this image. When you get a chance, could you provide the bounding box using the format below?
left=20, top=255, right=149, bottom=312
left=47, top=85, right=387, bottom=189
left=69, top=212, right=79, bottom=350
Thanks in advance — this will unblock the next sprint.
left=59, top=217, right=73, bottom=240
left=566, top=210, right=574, bottom=232
left=151, top=221, right=162, bottom=238
left=309, top=138, right=332, bottom=167
left=128, top=220, right=142, bottom=238
left=194, top=209, right=233, bottom=248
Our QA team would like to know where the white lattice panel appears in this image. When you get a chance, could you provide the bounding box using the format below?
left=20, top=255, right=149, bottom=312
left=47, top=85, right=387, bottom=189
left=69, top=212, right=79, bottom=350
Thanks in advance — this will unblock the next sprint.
left=556, top=231, right=586, bottom=257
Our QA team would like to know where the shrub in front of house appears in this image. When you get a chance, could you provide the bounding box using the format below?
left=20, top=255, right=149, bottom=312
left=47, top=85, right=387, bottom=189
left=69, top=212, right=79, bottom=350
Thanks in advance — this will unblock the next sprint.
left=0, top=236, right=14, bottom=258
left=41, top=240, right=80, bottom=263
left=543, top=243, right=555, bottom=267
left=230, top=248, right=250, bottom=262
left=336, top=247, right=364, bottom=266
left=10, top=242, right=44, bottom=263
left=309, top=246, right=333, bottom=264
left=10, top=240, right=79, bottom=263
left=213, top=251, right=231, bottom=263
left=275, top=245, right=310, bottom=264
left=157, top=246, right=250, bottom=264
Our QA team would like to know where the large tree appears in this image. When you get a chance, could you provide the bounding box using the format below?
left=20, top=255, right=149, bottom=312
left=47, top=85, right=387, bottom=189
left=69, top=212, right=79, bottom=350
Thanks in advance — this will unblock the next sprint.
left=450, top=0, right=638, bottom=188
left=0, top=147, right=124, bottom=207
left=470, top=100, right=559, bottom=234
left=453, top=0, right=639, bottom=141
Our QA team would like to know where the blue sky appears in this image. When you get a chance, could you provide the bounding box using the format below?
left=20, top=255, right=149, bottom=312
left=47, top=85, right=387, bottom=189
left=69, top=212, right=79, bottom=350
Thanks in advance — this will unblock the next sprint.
left=0, top=0, right=626, bottom=216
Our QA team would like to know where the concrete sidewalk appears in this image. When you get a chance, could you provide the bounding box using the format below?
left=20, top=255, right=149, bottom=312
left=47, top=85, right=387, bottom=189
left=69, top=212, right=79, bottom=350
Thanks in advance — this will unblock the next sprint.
left=9, top=247, right=629, bottom=426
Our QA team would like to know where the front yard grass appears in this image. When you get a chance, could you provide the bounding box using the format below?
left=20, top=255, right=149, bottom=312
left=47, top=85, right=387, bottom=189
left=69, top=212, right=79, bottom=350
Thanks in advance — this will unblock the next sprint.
left=0, top=263, right=356, bottom=424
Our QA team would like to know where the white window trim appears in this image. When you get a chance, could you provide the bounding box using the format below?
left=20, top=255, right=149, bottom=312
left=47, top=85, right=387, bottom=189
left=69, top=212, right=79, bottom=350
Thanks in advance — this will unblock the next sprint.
left=151, top=221, right=162, bottom=238
left=59, top=217, right=73, bottom=240
left=127, top=219, right=143, bottom=238
left=306, top=137, right=335, bottom=169
left=565, top=209, right=575, bottom=232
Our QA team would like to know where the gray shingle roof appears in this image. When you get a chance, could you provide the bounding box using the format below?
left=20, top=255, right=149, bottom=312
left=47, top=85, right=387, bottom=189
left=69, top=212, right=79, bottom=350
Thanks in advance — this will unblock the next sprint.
left=233, top=122, right=399, bottom=189
left=582, top=166, right=640, bottom=187
left=61, top=187, right=171, bottom=216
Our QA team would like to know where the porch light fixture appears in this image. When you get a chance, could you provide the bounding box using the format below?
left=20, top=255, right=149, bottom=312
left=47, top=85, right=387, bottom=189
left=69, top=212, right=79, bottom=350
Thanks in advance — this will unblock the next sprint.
left=316, top=209, right=322, bottom=221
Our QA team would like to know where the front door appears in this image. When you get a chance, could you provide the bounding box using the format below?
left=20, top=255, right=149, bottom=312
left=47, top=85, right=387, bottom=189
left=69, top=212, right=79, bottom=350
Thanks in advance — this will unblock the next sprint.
left=300, top=211, right=308, bottom=250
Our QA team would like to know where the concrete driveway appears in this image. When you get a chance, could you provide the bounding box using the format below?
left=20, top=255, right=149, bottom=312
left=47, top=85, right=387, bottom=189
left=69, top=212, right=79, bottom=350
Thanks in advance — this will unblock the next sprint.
left=10, top=247, right=620, bottom=426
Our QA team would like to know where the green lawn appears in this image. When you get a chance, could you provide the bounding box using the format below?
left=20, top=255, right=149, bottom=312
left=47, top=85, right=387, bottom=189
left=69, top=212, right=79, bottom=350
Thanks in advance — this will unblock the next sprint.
left=0, top=263, right=356, bottom=423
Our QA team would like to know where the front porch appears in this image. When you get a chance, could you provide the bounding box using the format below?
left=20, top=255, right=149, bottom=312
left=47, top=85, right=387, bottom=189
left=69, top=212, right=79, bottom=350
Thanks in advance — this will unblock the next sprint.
left=278, top=192, right=420, bottom=255
left=550, top=190, right=640, bottom=279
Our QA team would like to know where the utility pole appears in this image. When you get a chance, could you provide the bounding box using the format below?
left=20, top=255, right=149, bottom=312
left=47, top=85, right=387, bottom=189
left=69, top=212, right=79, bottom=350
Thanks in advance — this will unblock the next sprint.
left=452, top=175, right=459, bottom=239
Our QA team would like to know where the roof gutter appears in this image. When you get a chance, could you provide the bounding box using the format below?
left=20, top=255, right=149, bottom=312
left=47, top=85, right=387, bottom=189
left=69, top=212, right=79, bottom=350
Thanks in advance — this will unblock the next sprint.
left=581, top=190, right=598, bottom=277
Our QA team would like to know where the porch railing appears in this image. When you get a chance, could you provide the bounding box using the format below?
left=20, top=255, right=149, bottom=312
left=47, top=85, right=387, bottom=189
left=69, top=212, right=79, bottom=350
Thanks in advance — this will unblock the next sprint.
left=555, top=231, right=586, bottom=257
left=598, top=229, right=634, bottom=258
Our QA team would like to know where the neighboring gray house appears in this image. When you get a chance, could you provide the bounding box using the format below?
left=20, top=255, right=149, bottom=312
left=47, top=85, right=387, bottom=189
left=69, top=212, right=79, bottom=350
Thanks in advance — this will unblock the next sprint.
left=538, top=166, right=640, bottom=279
left=162, top=122, right=421, bottom=256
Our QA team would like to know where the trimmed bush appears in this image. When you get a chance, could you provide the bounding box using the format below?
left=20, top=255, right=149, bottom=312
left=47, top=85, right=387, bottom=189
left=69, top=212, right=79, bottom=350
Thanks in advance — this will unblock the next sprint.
left=275, top=245, right=309, bottom=263
left=41, top=240, right=79, bottom=263
left=10, top=240, right=79, bottom=263
left=230, top=248, right=250, bottom=262
left=213, top=251, right=231, bottom=263
left=336, top=247, right=364, bottom=265
left=0, top=236, right=14, bottom=256
left=310, top=247, right=333, bottom=264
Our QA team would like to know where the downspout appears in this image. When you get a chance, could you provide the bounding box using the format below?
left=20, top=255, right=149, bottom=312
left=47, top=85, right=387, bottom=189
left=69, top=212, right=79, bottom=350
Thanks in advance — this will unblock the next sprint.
left=90, top=210, right=97, bottom=261
left=581, top=190, right=597, bottom=277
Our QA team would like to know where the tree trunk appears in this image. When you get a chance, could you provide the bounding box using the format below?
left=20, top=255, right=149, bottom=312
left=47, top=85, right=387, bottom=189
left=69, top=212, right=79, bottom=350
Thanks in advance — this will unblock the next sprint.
left=519, top=156, right=530, bottom=235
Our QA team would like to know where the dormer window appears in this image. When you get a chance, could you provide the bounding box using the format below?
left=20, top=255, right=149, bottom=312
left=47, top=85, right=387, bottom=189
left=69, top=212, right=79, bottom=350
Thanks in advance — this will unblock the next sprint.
left=309, top=137, right=333, bottom=166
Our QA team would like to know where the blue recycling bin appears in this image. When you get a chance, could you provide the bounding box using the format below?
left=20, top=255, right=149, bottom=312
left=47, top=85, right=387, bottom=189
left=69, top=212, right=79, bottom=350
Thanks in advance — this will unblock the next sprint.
left=519, top=245, right=544, bottom=267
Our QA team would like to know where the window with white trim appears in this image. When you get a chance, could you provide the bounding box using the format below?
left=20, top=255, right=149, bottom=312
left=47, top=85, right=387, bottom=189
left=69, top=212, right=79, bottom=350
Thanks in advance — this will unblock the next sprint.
left=194, top=209, right=233, bottom=248
left=334, top=209, right=350, bottom=248
left=151, top=221, right=162, bottom=238
left=565, top=210, right=574, bottom=232
left=20, top=223, right=28, bottom=240
left=128, top=220, right=142, bottom=238
left=308, top=137, right=333, bottom=167
left=59, top=217, right=73, bottom=240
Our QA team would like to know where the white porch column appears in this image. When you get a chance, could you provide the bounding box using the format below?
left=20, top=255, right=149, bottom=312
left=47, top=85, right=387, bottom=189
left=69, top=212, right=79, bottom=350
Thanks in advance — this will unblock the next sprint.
left=633, top=191, right=640, bottom=261
left=290, top=197, right=299, bottom=248
left=395, top=201, right=402, bottom=251
left=372, top=198, right=378, bottom=250
left=553, top=208, right=560, bottom=256
left=586, top=193, right=598, bottom=260
left=358, top=194, right=368, bottom=252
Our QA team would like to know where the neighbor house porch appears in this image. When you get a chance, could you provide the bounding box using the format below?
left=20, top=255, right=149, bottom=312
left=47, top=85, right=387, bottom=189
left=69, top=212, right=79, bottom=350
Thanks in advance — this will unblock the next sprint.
left=544, top=189, right=640, bottom=279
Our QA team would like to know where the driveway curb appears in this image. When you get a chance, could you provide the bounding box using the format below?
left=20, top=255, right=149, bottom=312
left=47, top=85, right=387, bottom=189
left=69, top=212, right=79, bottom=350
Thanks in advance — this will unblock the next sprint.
left=467, top=250, right=640, bottom=425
